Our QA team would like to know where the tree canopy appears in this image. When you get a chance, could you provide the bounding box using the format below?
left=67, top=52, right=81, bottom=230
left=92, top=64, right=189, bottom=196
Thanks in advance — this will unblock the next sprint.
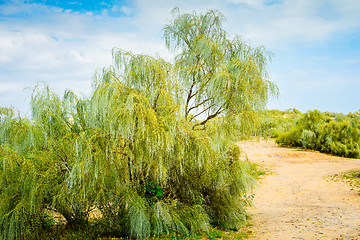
left=164, top=8, right=277, bottom=129
left=0, top=8, right=277, bottom=239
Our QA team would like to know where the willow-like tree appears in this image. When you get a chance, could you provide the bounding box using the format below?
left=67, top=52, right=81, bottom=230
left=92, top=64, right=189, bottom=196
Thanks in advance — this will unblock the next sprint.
left=165, top=8, right=277, bottom=130
left=0, top=8, right=277, bottom=239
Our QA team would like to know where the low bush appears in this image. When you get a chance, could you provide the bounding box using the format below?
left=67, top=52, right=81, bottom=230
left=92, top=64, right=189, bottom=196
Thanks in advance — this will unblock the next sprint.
left=259, top=109, right=301, bottom=138
left=275, top=110, right=360, bottom=158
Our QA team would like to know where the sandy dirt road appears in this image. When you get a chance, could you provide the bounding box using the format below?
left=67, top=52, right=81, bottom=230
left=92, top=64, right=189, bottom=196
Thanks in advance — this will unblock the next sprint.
left=240, top=140, right=360, bottom=240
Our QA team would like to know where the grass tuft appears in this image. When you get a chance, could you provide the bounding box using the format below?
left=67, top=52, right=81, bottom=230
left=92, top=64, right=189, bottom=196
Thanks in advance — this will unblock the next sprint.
left=330, top=170, right=360, bottom=195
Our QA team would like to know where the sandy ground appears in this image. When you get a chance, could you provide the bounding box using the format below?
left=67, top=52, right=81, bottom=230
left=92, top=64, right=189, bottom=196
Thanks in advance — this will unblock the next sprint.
left=240, top=139, right=360, bottom=240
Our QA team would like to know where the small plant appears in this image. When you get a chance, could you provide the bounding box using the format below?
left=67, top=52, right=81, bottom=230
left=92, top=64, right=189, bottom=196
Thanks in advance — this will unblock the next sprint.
left=331, top=170, right=360, bottom=195
left=249, top=162, right=269, bottom=178
left=207, top=228, right=223, bottom=239
left=143, top=182, right=164, bottom=203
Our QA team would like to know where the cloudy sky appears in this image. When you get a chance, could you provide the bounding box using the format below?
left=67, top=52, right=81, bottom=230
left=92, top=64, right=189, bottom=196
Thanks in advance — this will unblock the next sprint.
left=1, top=0, right=360, bottom=115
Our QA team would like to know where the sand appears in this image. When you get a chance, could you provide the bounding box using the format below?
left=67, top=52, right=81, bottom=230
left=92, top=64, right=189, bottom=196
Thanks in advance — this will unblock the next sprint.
left=240, top=139, right=360, bottom=240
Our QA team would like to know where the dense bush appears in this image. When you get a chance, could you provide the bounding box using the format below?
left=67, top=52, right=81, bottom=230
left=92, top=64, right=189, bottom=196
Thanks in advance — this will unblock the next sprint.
left=275, top=110, right=360, bottom=158
left=0, top=8, right=276, bottom=239
left=259, top=109, right=301, bottom=138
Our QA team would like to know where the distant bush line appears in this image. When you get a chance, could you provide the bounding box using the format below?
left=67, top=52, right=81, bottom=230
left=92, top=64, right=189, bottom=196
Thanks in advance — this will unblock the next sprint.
left=261, top=109, right=360, bottom=158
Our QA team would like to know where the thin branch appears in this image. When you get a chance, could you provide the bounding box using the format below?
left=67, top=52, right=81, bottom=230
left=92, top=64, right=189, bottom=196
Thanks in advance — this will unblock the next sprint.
left=193, top=104, right=226, bottom=130
left=189, top=75, right=211, bottom=99
left=152, top=91, right=161, bottom=112
left=185, top=76, right=196, bottom=118
left=188, top=103, right=215, bottom=122
left=187, top=98, right=212, bottom=116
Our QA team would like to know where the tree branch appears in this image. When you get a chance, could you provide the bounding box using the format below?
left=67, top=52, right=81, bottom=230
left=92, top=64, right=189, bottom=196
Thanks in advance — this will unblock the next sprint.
left=152, top=91, right=161, bottom=112
left=193, top=104, right=226, bottom=130
left=185, top=75, right=196, bottom=118
left=186, top=98, right=212, bottom=116
left=188, top=103, right=215, bottom=122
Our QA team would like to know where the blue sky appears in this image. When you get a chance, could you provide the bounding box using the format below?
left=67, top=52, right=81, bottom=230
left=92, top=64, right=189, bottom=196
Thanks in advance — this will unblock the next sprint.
left=1, top=0, right=360, bottom=114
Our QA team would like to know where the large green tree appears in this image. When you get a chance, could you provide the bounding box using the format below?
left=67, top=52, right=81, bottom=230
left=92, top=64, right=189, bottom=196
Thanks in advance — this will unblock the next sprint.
left=164, top=8, right=277, bottom=129
left=0, top=8, right=276, bottom=239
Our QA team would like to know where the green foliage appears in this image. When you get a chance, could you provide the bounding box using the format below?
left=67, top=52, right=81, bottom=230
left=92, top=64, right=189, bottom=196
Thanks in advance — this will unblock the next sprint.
left=0, top=8, right=276, bottom=239
left=259, top=109, right=301, bottom=138
left=300, top=130, right=316, bottom=149
left=39, top=225, right=250, bottom=240
left=164, top=7, right=278, bottom=130
left=275, top=110, right=360, bottom=158
left=0, top=107, right=14, bottom=123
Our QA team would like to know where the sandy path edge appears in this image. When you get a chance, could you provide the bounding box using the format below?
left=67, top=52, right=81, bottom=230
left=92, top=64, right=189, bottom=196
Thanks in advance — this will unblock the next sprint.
left=239, top=139, right=360, bottom=240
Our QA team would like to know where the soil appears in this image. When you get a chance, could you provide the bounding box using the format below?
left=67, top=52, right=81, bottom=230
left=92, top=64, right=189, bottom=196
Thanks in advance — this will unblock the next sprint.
left=240, top=139, right=360, bottom=240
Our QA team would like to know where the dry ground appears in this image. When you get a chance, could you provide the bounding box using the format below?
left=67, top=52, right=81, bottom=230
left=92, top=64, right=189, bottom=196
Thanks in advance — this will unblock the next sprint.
left=240, top=139, right=360, bottom=240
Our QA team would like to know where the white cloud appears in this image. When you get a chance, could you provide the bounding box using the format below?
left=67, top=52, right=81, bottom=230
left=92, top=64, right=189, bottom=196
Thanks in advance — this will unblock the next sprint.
left=0, top=1, right=63, bottom=16
left=226, top=0, right=266, bottom=9
left=0, top=0, right=175, bottom=113
left=0, top=83, right=22, bottom=93
left=344, top=59, right=359, bottom=65
left=310, top=56, right=329, bottom=61
left=120, top=0, right=360, bottom=49
left=0, top=0, right=360, bottom=113
left=221, top=0, right=360, bottom=47
left=111, top=5, right=133, bottom=15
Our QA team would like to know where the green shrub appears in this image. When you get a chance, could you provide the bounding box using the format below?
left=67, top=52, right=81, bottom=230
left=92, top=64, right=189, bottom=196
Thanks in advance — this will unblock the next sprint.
left=259, top=109, right=301, bottom=138
left=300, top=130, right=316, bottom=149
left=275, top=110, right=360, bottom=158
left=275, top=128, right=302, bottom=147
